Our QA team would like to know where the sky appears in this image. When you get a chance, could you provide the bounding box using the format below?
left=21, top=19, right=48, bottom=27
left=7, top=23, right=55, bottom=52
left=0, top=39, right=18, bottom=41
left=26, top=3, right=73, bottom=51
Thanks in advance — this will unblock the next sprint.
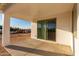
left=0, top=14, right=31, bottom=29
left=0, top=14, right=2, bottom=26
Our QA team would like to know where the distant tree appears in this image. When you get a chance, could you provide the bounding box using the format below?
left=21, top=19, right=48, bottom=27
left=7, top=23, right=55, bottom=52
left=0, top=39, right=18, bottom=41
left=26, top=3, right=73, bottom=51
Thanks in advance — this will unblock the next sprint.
left=10, top=27, right=15, bottom=31
left=0, top=25, right=2, bottom=29
left=10, top=27, right=19, bottom=31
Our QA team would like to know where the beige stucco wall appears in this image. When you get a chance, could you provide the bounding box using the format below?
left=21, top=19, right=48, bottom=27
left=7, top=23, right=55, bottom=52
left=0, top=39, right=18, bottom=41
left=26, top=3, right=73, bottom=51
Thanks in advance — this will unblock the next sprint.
left=31, top=11, right=73, bottom=46
left=56, top=11, right=73, bottom=46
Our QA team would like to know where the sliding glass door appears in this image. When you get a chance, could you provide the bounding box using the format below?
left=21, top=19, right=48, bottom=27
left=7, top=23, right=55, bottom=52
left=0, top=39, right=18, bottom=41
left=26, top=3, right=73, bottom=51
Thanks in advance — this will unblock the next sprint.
left=37, top=18, right=56, bottom=41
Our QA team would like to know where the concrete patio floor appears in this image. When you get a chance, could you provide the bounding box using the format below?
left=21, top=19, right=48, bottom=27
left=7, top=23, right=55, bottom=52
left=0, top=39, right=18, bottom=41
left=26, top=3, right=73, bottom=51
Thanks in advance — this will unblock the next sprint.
left=5, top=39, right=73, bottom=56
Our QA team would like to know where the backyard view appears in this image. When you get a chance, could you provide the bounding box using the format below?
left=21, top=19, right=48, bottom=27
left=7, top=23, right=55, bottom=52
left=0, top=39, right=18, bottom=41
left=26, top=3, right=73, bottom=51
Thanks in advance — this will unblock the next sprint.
left=10, top=17, right=31, bottom=43
left=0, top=14, right=31, bottom=55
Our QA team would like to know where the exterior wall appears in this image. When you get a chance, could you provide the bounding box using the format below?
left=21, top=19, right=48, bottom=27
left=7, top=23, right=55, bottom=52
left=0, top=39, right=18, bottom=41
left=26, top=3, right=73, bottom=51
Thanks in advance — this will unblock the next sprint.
left=31, top=11, right=73, bottom=48
left=56, top=11, right=73, bottom=46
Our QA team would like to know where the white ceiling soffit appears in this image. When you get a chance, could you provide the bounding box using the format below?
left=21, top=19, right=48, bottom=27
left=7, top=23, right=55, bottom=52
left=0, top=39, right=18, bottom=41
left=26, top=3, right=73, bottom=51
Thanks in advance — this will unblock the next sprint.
left=4, top=3, right=74, bottom=21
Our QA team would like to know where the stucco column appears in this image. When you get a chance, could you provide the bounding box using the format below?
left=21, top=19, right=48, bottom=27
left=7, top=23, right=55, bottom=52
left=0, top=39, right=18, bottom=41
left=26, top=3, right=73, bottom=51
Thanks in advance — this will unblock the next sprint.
left=2, top=13, right=10, bottom=46
left=74, top=4, right=79, bottom=56
left=31, top=21, right=37, bottom=39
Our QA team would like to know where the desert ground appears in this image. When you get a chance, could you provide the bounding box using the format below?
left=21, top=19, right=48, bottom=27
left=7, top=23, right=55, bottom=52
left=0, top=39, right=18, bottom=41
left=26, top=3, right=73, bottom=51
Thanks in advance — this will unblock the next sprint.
left=0, top=33, right=31, bottom=56
left=10, top=33, right=31, bottom=43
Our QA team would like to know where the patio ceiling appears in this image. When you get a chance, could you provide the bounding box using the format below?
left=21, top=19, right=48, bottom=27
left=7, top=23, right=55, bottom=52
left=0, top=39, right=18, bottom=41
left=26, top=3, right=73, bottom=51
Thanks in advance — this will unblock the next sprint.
left=0, top=3, right=12, bottom=12
left=4, top=3, right=74, bottom=21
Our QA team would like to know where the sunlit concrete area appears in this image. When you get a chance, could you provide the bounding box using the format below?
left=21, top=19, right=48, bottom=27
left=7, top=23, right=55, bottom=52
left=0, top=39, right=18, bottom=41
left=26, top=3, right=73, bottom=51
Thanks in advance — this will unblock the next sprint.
left=5, top=39, right=72, bottom=56
left=0, top=3, right=78, bottom=56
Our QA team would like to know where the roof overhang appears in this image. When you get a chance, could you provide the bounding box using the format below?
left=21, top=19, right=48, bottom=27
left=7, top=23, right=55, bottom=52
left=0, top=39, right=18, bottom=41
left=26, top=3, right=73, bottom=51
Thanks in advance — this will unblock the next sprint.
left=3, top=3, right=74, bottom=22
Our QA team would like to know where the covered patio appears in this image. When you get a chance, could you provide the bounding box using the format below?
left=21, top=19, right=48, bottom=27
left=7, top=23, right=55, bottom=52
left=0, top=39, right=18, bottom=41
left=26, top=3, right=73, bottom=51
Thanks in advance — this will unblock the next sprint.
left=0, top=3, right=79, bottom=56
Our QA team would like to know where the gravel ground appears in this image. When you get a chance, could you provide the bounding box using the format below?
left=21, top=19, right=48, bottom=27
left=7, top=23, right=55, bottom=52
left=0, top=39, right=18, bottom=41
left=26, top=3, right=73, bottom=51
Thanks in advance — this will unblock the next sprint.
left=10, top=33, right=31, bottom=43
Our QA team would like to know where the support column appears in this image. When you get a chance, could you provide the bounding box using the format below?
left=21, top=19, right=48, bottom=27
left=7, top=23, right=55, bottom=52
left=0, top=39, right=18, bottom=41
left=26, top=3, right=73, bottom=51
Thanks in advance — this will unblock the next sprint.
left=31, top=21, right=37, bottom=39
left=2, top=13, right=10, bottom=46
left=74, top=4, right=79, bottom=56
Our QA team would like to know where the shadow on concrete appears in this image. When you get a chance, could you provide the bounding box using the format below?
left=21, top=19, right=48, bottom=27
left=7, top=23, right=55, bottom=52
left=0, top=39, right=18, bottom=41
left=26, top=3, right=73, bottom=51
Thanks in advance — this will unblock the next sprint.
left=5, top=45, right=70, bottom=56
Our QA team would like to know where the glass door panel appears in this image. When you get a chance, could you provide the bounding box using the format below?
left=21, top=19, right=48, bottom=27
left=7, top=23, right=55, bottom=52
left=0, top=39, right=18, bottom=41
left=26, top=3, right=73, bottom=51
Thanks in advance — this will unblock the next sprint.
left=47, top=19, right=56, bottom=41
left=37, top=21, right=46, bottom=39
